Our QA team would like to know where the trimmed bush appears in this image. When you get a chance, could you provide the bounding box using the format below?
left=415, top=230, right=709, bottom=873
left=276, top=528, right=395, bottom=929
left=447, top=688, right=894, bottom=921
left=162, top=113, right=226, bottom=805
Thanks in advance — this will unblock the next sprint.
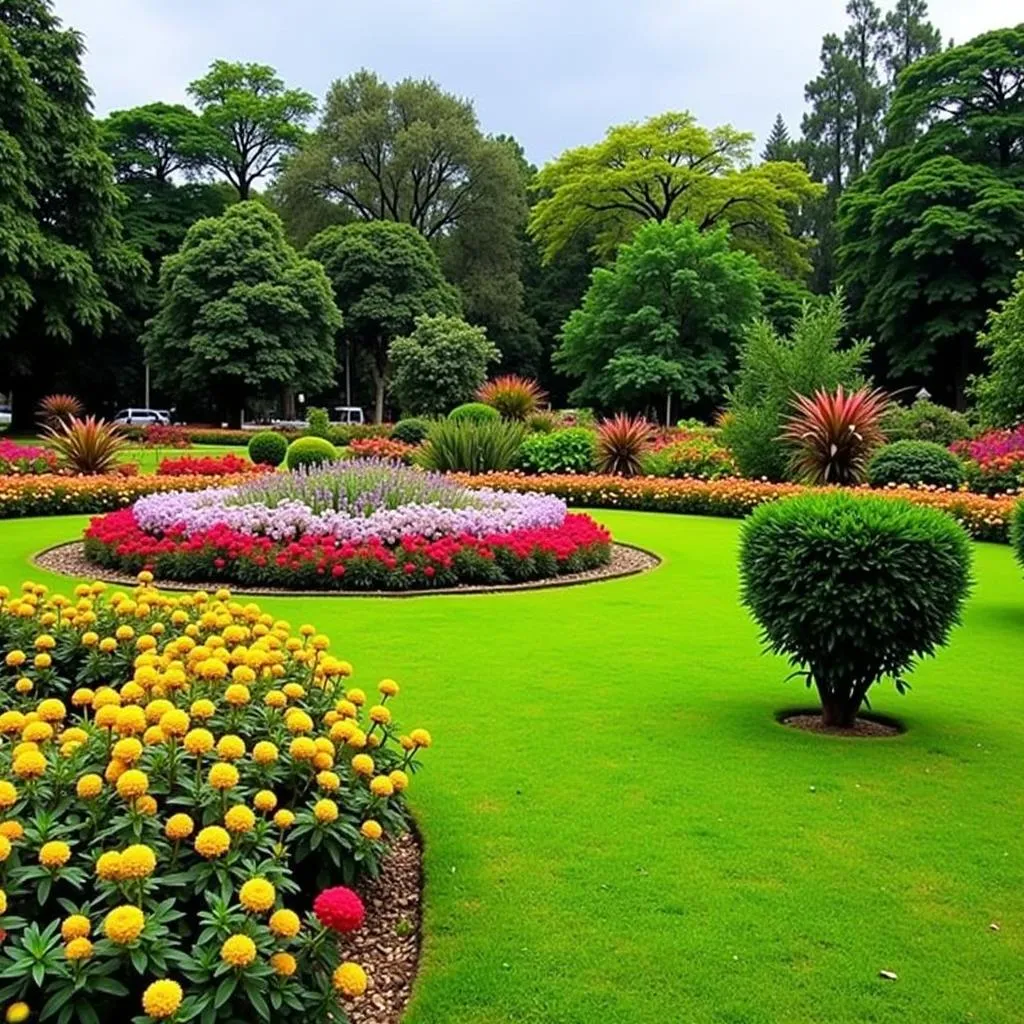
left=305, top=406, right=331, bottom=438
left=641, top=437, right=737, bottom=479
left=247, top=429, right=288, bottom=466
left=739, top=492, right=972, bottom=727
left=518, top=428, right=596, bottom=474
left=867, top=440, right=967, bottom=489
left=418, top=419, right=526, bottom=472
left=882, top=399, right=973, bottom=446
left=1012, top=500, right=1024, bottom=572
left=449, top=402, right=500, bottom=423
left=286, top=435, right=337, bottom=470
left=391, top=418, right=431, bottom=445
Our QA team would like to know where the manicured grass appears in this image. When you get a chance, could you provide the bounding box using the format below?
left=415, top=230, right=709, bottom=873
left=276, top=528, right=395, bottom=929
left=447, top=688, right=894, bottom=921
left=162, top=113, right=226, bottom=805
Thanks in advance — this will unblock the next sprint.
left=3, top=512, right=1024, bottom=1023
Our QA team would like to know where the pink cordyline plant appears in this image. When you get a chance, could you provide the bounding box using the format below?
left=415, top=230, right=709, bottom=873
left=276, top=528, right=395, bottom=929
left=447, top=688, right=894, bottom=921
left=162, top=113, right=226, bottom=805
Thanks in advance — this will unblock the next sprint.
left=781, top=386, right=889, bottom=485
left=596, top=414, right=656, bottom=477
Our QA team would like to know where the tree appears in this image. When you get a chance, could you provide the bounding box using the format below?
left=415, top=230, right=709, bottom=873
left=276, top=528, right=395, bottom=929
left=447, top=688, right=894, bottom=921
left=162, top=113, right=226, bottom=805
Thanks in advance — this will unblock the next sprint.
left=881, top=0, right=943, bottom=86
left=389, top=314, right=499, bottom=416
left=761, top=114, right=798, bottom=162
left=305, top=221, right=461, bottom=423
left=529, top=112, right=821, bottom=276
left=971, top=262, right=1024, bottom=428
left=556, top=220, right=763, bottom=420
left=843, top=0, right=886, bottom=180
left=188, top=61, right=316, bottom=200
left=0, top=0, right=146, bottom=426
left=100, top=102, right=215, bottom=183
left=144, top=202, right=340, bottom=427
left=838, top=28, right=1024, bottom=405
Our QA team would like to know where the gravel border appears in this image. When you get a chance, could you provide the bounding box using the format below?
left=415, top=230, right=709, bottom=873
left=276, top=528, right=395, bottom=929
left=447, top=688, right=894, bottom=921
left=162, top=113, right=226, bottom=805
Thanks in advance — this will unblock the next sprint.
left=778, top=711, right=904, bottom=738
left=34, top=540, right=660, bottom=597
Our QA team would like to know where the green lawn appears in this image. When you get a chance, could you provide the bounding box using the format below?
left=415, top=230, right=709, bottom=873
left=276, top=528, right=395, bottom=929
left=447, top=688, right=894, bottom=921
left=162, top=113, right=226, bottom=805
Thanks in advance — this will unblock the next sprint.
left=2, top=512, right=1023, bottom=1023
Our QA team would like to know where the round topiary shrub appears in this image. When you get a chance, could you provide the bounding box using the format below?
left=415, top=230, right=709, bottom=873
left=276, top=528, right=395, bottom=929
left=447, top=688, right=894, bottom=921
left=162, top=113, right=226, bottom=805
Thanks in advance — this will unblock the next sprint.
left=867, top=440, right=967, bottom=489
left=518, top=428, right=596, bottom=474
left=449, top=402, right=500, bottom=423
left=247, top=429, right=288, bottom=467
left=391, top=418, right=431, bottom=445
left=739, top=492, right=972, bottom=728
left=286, top=435, right=337, bottom=470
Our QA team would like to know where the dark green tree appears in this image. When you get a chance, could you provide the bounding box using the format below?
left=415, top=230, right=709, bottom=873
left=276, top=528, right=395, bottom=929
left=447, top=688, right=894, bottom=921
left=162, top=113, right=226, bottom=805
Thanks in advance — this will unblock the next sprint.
left=305, top=221, right=461, bottom=422
left=144, top=202, right=340, bottom=426
left=843, top=0, right=886, bottom=180
left=881, top=0, right=943, bottom=86
left=100, top=102, right=216, bottom=183
left=761, top=114, right=799, bottom=162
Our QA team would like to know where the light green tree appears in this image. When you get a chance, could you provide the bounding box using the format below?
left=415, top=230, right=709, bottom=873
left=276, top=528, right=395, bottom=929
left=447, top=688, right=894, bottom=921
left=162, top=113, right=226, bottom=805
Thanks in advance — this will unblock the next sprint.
left=971, top=261, right=1024, bottom=427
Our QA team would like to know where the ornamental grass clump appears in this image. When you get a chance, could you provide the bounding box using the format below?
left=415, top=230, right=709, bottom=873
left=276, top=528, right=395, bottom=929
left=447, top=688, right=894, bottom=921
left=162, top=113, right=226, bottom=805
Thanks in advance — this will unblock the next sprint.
left=0, top=576, right=432, bottom=1022
left=596, top=414, right=654, bottom=476
left=476, top=375, right=546, bottom=420
left=419, top=418, right=527, bottom=473
left=44, top=416, right=127, bottom=475
left=739, top=493, right=972, bottom=728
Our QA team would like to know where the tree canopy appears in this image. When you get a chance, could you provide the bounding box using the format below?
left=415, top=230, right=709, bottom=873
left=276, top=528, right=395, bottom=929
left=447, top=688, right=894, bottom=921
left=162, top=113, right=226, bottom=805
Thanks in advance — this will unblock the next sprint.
left=970, top=261, right=1024, bottom=428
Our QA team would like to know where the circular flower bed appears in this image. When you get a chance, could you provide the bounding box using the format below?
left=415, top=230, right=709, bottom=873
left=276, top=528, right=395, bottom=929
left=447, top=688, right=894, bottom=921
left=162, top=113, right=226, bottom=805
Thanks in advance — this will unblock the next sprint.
left=0, top=576, right=431, bottom=1022
left=83, top=460, right=613, bottom=591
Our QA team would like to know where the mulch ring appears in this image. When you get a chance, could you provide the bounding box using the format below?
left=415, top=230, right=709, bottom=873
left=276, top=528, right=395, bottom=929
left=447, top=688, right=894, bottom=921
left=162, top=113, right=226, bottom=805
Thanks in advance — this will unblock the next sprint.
left=339, top=830, right=423, bottom=1024
left=778, top=711, right=904, bottom=738
left=34, top=541, right=660, bottom=597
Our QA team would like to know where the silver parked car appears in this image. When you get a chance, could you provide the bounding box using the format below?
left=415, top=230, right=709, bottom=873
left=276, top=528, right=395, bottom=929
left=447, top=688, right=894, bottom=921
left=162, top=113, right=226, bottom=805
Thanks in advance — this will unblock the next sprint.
left=112, top=408, right=170, bottom=426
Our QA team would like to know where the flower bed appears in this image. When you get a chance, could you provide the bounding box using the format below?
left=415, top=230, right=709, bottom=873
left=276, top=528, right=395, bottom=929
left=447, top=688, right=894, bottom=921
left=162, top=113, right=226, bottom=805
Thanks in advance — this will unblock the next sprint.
left=157, top=454, right=271, bottom=477
left=0, top=576, right=430, bottom=1022
left=346, top=438, right=418, bottom=463
left=83, top=461, right=613, bottom=591
left=950, top=427, right=1024, bottom=496
left=0, top=440, right=59, bottom=476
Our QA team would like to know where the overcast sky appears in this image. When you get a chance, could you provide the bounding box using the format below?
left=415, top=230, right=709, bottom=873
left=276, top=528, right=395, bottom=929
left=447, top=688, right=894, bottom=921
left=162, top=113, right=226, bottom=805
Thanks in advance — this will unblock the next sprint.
left=54, top=0, right=1018, bottom=166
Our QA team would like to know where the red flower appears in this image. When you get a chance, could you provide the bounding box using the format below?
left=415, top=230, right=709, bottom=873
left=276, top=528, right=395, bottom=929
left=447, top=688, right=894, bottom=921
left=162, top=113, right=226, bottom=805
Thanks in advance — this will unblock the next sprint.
left=313, top=887, right=365, bottom=934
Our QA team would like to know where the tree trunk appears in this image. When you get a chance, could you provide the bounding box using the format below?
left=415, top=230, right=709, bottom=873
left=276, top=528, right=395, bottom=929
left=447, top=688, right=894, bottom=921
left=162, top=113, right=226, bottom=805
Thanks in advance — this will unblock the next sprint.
left=370, top=363, right=385, bottom=425
left=819, top=697, right=858, bottom=729
left=282, top=386, right=296, bottom=421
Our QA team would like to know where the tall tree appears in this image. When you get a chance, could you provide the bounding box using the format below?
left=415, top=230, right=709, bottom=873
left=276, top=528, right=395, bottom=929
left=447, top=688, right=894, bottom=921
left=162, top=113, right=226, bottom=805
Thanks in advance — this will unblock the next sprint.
left=0, top=0, right=146, bottom=425
left=843, top=0, right=886, bottom=180
left=144, top=202, right=340, bottom=426
left=305, top=221, right=461, bottom=422
left=761, top=114, right=798, bottom=162
left=530, top=112, right=821, bottom=276
left=802, top=34, right=857, bottom=196
left=970, top=260, right=1024, bottom=428
left=187, top=61, right=315, bottom=200
left=100, top=102, right=215, bottom=184
left=881, top=0, right=943, bottom=86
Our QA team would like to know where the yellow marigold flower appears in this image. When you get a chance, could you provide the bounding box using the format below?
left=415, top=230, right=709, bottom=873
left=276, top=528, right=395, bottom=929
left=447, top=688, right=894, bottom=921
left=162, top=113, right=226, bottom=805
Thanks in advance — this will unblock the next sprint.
left=389, top=769, right=409, bottom=792
left=95, top=705, right=119, bottom=730
left=115, top=706, right=147, bottom=736
left=282, top=682, right=305, bottom=700
left=285, top=709, right=313, bottom=734
left=329, top=720, right=355, bottom=743
left=313, top=799, right=339, bottom=824
left=137, top=570, right=154, bottom=584
left=119, top=844, right=156, bottom=880
left=378, top=679, right=399, bottom=697
left=81, top=630, right=99, bottom=647
left=5, top=1002, right=30, bottom=1023
left=298, top=624, right=315, bottom=637
left=239, top=878, right=275, bottom=914
left=369, top=776, right=394, bottom=798
left=115, top=625, right=135, bottom=642
left=61, top=727, right=87, bottom=745
left=36, top=698, right=65, bottom=722
left=112, top=738, right=143, bottom=764
left=268, top=908, right=300, bottom=938
left=194, top=826, right=231, bottom=858
left=92, top=687, right=121, bottom=709
left=333, top=962, right=368, bottom=998
left=270, top=951, right=297, bottom=977
left=70, top=687, right=94, bottom=707
left=273, top=809, right=295, bottom=830
left=165, top=814, right=194, bottom=841
left=323, top=710, right=340, bottom=727
left=105, top=760, right=129, bottom=786
left=0, top=712, right=25, bottom=735
left=220, top=933, right=256, bottom=968
left=40, top=841, right=71, bottom=869
left=143, top=725, right=165, bottom=747
left=409, top=728, right=432, bottom=748
left=216, top=735, right=245, bottom=761
left=224, top=684, right=250, bottom=707
left=316, top=770, right=340, bottom=793
left=61, top=915, right=91, bottom=941
left=159, top=709, right=189, bottom=738
left=136, top=795, right=158, bottom=817
left=368, top=705, right=391, bottom=725
left=253, top=790, right=277, bottom=813
left=14, top=679, right=33, bottom=696
left=4, top=650, right=26, bottom=668
left=95, top=851, right=123, bottom=881
left=142, top=979, right=183, bottom=1020
left=252, top=741, right=278, bottom=765
left=33, top=634, right=55, bottom=651
left=22, top=721, right=53, bottom=744
left=231, top=664, right=256, bottom=684
left=116, top=769, right=149, bottom=800
left=64, top=937, right=93, bottom=961
left=351, top=754, right=374, bottom=777
left=207, top=762, right=239, bottom=790
left=0, top=890, right=6, bottom=915
left=289, top=737, right=316, bottom=762
left=360, top=820, right=383, bottom=841
left=347, top=728, right=367, bottom=750
left=312, top=751, right=334, bottom=772
left=224, top=805, right=255, bottom=834
left=310, top=633, right=329, bottom=651
left=0, top=821, right=23, bottom=842
left=13, top=750, right=46, bottom=780
left=73, top=773, right=102, bottom=803
left=189, top=698, right=215, bottom=720
left=264, top=689, right=287, bottom=709
left=104, top=905, right=145, bottom=944
left=0, top=836, right=9, bottom=862
left=346, top=688, right=366, bottom=706
left=183, top=728, right=214, bottom=756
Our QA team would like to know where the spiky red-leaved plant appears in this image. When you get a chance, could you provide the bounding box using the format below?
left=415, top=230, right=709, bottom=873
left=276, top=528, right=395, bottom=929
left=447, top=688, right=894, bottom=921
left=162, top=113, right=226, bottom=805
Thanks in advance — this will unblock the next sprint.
left=476, top=375, right=546, bottom=420
left=45, top=416, right=127, bottom=475
left=596, top=414, right=655, bottom=477
left=37, top=393, right=84, bottom=428
left=781, top=385, right=889, bottom=485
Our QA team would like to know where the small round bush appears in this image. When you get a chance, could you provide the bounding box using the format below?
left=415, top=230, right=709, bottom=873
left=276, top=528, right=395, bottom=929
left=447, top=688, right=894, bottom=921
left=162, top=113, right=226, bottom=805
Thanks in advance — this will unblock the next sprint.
left=304, top=406, right=331, bottom=439
left=449, top=402, right=500, bottom=423
left=392, top=418, right=431, bottom=445
left=1012, top=500, right=1024, bottom=573
left=247, top=430, right=288, bottom=467
left=518, top=428, right=596, bottom=474
left=286, top=436, right=337, bottom=470
left=739, top=492, right=972, bottom=728
left=867, top=440, right=966, bottom=489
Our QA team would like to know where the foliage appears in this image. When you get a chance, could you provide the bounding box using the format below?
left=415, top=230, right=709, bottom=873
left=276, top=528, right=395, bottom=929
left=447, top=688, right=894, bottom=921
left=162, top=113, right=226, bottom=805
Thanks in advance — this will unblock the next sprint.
left=526, top=412, right=557, bottom=434
left=306, top=222, right=460, bottom=423
left=157, top=453, right=266, bottom=476
left=390, top=419, right=431, bottom=445
left=595, top=415, right=655, bottom=477
left=142, top=425, right=191, bottom=449
left=144, top=203, right=340, bottom=428
left=739, top=492, right=972, bottom=726
left=476, top=375, right=546, bottom=421
left=305, top=408, right=331, bottom=440
left=36, top=394, right=83, bottom=429
left=448, top=403, right=500, bottom=424
left=557, top=221, right=763, bottom=416
left=971, top=263, right=1024, bottom=429
left=866, top=440, right=967, bottom=489
left=389, top=315, right=499, bottom=417
left=100, top=102, right=217, bottom=183
left=418, top=420, right=527, bottom=473
left=286, top=437, right=337, bottom=471
left=881, top=398, right=973, bottom=446
left=721, top=293, right=871, bottom=481
left=529, top=111, right=821, bottom=275
left=0, top=578, right=428, bottom=1021
left=1012, top=501, right=1024, bottom=573
left=0, top=440, right=58, bottom=476
left=247, top=431, right=289, bottom=467
left=781, top=386, right=889, bottom=485
left=517, top=429, right=596, bottom=475
left=44, top=416, right=127, bottom=475
left=951, top=427, right=1024, bottom=496
left=641, top=437, right=737, bottom=480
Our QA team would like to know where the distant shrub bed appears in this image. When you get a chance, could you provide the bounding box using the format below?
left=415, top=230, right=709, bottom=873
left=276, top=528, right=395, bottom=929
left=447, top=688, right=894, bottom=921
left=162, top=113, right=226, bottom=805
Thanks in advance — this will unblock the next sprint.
left=866, top=441, right=967, bottom=489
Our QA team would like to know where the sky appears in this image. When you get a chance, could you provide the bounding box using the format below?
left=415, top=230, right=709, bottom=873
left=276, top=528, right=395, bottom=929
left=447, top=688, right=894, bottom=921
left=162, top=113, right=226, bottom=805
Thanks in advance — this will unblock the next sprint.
left=54, top=0, right=1018, bottom=166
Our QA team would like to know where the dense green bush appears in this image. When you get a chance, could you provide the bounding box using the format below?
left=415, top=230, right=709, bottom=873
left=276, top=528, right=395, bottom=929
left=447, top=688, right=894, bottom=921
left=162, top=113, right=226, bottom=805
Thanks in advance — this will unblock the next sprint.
left=1012, top=501, right=1024, bottom=573
left=305, top=406, right=331, bottom=439
left=867, top=440, right=967, bottom=489
left=518, top=428, right=596, bottom=474
left=418, top=419, right=526, bottom=472
left=449, top=402, right=500, bottom=423
left=739, top=492, right=972, bottom=727
left=391, top=418, right=431, bottom=444
left=247, top=429, right=288, bottom=466
left=641, top=437, right=737, bottom=479
left=286, top=435, right=337, bottom=470
left=526, top=411, right=557, bottom=433
left=882, top=399, right=974, bottom=446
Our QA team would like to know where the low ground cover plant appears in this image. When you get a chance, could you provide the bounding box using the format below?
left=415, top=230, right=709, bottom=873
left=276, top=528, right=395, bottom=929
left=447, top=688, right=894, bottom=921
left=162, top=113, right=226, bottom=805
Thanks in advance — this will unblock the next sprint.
left=641, top=436, right=737, bottom=479
left=867, top=440, right=967, bottom=489
left=0, top=576, right=431, bottom=1021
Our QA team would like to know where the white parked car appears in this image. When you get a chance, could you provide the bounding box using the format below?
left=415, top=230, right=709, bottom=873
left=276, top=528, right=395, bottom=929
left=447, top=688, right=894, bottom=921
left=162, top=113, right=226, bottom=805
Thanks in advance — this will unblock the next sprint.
left=112, top=408, right=170, bottom=426
left=333, top=406, right=364, bottom=425
left=0, top=405, right=10, bottom=427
